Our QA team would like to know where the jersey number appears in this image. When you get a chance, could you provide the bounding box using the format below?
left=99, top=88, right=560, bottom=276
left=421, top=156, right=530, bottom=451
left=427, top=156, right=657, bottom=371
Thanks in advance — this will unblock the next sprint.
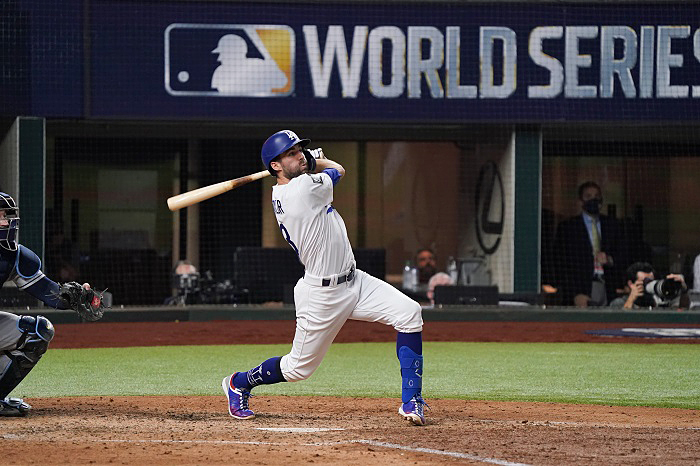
left=279, top=224, right=299, bottom=255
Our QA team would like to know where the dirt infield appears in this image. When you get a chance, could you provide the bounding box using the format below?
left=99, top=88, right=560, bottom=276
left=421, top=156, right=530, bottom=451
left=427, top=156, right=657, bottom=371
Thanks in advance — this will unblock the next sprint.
left=4, top=320, right=700, bottom=465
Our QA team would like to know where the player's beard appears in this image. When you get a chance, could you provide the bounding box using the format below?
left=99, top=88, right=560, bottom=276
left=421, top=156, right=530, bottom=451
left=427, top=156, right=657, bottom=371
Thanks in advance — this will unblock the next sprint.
left=281, top=161, right=306, bottom=180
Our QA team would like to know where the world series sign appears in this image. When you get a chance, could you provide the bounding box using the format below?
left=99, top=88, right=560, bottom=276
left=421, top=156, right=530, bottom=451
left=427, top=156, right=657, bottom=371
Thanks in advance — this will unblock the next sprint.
left=165, top=23, right=700, bottom=102
left=16, top=1, right=700, bottom=121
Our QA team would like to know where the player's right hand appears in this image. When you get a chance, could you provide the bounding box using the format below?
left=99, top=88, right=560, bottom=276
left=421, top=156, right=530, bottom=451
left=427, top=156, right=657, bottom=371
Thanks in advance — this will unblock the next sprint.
left=308, top=148, right=325, bottom=159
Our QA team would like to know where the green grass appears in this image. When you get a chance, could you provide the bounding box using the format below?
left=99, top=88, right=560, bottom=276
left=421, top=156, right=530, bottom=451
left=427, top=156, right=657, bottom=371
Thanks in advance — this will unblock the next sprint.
left=15, top=342, right=700, bottom=409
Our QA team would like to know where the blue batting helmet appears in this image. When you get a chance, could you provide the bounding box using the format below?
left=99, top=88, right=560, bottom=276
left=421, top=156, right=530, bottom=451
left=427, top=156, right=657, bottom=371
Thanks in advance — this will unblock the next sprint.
left=0, top=192, right=19, bottom=251
left=261, top=130, right=310, bottom=176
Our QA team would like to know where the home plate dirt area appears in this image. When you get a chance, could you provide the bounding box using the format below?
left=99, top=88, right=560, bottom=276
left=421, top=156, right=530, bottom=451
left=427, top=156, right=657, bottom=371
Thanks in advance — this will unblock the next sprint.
left=3, top=320, right=700, bottom=465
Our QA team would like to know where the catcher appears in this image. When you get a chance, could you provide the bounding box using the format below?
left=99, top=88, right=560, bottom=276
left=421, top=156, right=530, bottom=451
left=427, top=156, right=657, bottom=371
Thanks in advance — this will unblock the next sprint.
left=0, top=192, right=106, bottom=417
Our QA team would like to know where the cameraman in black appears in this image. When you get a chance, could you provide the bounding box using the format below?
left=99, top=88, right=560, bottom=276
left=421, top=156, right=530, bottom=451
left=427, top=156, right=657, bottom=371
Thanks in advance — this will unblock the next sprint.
left=610, top=262, right=687, bottom=310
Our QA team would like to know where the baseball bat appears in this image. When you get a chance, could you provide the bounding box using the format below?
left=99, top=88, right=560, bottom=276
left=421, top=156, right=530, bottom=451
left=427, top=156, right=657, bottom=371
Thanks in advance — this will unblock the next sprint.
left=167, top=170, right=270, bottom=211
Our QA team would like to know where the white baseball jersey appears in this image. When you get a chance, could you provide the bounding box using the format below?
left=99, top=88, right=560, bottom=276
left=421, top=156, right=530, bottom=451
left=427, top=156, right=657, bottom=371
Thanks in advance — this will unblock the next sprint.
left=271, top=171, right=354, bottom=277
left=272, top=169, right=423, bottom=383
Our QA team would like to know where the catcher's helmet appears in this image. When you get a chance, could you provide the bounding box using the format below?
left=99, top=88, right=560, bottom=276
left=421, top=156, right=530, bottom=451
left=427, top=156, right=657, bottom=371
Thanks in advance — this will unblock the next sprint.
left=261, top=130, right=310, bottom=176
left=0, top=192, right=19, bottom=251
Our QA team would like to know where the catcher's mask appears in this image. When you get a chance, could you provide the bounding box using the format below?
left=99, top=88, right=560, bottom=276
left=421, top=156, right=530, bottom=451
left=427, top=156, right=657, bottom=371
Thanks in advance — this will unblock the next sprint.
left=261, top=130, right=310, bottom=177
left=0, top=192, right=19, bottom=251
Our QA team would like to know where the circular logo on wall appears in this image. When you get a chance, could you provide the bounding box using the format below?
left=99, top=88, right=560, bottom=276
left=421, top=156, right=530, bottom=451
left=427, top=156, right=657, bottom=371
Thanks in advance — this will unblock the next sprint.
left=475, top=161, right=504, bottom=255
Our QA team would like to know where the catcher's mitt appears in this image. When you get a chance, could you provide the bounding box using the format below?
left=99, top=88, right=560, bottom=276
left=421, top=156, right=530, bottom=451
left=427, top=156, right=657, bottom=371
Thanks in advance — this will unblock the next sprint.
left=59, top=282, right=106, bottom=322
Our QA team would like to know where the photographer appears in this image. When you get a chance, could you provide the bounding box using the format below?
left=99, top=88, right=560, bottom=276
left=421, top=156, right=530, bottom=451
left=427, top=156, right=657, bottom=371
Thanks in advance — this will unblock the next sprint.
left=610, top=262, right=687, bottom=310
left=165, top=260, right=200, bottom=305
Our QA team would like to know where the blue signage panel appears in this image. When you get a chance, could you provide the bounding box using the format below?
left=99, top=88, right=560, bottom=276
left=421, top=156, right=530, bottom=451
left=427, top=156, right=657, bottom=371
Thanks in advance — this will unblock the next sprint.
left=86, top=2, right=700, bottom=122
left=0, top=0, right=84, bottom=118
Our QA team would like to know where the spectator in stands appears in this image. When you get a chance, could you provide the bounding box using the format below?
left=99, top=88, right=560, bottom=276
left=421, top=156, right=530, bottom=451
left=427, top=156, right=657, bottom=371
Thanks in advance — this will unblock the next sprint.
left=174, top=260, right=197, bottom=276
left=426, top=272, right=455, bottom=305
left=414, top=248, right=438, bottom=285
left=609, top=261, right=687, bottom=309
left=689, top=254, right=700, bottom=310
left=45, top=213, right=79, bottom=282
left=165, top=260, right=200, bottom=305
left=553, top=181, right=625, bottom=307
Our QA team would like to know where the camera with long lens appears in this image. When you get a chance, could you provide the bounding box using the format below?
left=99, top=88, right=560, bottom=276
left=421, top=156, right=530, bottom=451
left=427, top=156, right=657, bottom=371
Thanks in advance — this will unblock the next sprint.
left=173, top=272, right=201, bottom=304
left=643, top=278, right=683, bottom=301
left=169, top=269, right=241, bottom=304
left=176, top=272, right=200, bottom=294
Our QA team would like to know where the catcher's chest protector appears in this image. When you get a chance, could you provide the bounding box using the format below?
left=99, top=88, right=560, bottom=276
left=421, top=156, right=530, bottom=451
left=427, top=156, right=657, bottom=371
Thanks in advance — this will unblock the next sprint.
left=0, top=247, right=19, bottom=285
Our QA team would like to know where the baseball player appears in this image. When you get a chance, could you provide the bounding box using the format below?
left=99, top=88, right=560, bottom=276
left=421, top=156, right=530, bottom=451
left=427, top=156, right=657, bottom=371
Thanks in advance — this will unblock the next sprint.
left=0, top=192, right=106, bottom=416
left=222, top=130, right=427, bottom=425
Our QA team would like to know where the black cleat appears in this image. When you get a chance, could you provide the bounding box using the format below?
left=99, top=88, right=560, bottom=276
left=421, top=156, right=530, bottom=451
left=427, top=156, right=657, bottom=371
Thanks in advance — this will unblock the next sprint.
left=0, top=397, right=31, bottom=417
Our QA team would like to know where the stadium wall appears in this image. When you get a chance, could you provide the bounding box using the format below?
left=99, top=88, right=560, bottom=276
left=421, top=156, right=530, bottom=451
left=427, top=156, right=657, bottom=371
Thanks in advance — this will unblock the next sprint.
left=1, top=1, right=699, bottom=308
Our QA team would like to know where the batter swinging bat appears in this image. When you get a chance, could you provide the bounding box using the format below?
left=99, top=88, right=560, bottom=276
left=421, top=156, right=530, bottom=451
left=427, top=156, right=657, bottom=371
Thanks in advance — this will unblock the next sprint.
left=167, top=170, right=270, bottom=211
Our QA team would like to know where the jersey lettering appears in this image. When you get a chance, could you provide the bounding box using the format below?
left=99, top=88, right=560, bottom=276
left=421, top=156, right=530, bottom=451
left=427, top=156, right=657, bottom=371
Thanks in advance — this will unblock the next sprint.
left=273, top=199, right=284, bottom=214
left=279, top=223, right=299, bottom=255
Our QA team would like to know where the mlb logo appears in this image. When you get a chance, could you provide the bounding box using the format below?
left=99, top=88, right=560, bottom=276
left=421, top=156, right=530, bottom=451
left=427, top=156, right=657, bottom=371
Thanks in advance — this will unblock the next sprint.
left=164, top=24, right=295, bottom=97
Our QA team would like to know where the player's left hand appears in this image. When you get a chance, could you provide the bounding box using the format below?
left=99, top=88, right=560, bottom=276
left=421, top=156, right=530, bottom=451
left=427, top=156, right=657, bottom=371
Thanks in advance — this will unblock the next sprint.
left=59, top=282, right=107, bottom=322
left=302, top=149, right=317, bottom=172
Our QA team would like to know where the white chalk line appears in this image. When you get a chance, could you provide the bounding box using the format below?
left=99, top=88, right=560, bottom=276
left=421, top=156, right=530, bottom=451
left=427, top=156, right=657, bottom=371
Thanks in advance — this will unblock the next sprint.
left=255, top=427, right=344, bottom=432
left=2, top=434, right=531, bottom=465
left=476, top=419, right=700, bottom=430
left=351, top=440, right=531, bottom=465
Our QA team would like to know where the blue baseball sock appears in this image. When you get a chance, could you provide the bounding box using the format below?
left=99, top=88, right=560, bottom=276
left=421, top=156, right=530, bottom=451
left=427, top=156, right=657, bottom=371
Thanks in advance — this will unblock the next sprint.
left=232, top=356, right=286, bottom=391
left=396, top=331, right=422, bottom=357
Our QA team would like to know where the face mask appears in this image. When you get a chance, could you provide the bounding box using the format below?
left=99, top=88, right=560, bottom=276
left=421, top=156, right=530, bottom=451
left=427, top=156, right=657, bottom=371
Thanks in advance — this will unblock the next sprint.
left=582, top=198, right=602, bottom=215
